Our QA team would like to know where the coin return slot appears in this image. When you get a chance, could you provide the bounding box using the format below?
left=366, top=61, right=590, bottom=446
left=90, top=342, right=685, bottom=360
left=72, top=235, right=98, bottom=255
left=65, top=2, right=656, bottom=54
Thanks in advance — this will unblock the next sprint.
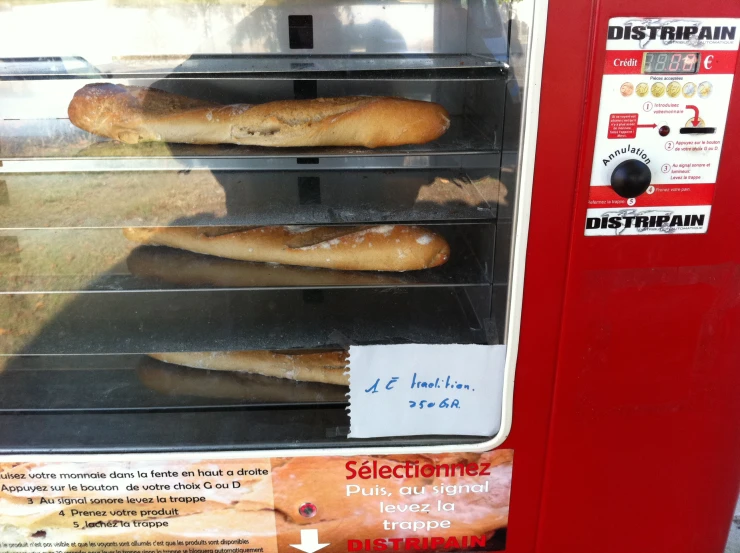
left=289, top=15, right=314, bottom=49
left=679, top=127, right=716, bottom=134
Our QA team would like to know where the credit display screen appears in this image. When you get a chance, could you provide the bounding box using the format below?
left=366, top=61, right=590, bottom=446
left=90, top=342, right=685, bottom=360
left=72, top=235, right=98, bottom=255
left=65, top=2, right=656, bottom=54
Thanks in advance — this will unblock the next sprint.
left=642, top=52, right=700, bottom=74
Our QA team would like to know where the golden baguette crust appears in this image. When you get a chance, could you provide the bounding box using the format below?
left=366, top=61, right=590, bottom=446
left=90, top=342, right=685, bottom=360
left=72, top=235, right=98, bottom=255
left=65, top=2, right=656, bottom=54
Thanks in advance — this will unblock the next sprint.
left=123, top=225, right=450, bottom=272
left=137, top=360, right=349, bottom=402
left=126, top=246, right=405, bottom=287
left=149, top=350, right=349, bottom=386
left=68, top=83, right=451, bottom=148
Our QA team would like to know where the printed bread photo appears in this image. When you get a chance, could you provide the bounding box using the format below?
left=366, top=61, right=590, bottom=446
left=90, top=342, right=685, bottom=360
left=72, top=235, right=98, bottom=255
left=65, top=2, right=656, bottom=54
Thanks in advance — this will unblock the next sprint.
left=0, top=451, right=511, bottom=553
left=0, top=459, right=278, bottom=551
left=271, top=452, right=512, bottom=553
left=68, top=83, right=450, bottom=148
left=122, top=225, right=450, bottom=272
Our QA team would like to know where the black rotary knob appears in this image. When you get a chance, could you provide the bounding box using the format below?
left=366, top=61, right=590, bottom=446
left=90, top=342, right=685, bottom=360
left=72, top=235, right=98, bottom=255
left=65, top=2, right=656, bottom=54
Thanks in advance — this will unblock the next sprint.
left=610, top=159, right=652, bottom=199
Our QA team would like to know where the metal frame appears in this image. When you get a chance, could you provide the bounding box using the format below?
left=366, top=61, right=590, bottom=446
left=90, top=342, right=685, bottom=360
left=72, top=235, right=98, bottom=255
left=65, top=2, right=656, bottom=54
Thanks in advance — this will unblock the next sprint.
left=0, top=0, right=549, bottom=457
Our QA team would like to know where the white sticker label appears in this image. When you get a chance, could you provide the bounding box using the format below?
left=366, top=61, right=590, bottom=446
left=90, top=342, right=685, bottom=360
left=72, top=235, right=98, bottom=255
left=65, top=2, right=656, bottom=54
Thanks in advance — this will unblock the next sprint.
left=347, top=344, right=506, bottom=439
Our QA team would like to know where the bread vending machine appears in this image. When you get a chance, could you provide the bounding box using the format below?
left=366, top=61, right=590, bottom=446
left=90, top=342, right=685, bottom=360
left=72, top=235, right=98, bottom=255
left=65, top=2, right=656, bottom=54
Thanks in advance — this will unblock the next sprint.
left=1, top=0, right=740, bottom=552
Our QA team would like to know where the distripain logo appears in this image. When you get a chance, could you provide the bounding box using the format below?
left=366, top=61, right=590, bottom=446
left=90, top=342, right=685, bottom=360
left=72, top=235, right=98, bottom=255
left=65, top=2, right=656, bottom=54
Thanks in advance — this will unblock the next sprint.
left=608, top=24, right=736, bottom=42
left=348, top=536, right=487, bottom=551
left=586, top=210, right=705, bottom=233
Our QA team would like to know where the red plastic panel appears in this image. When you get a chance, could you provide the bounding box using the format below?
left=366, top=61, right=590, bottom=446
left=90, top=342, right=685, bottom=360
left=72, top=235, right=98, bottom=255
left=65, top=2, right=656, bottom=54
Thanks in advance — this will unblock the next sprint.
left=522, top=1, right=740, bottom=552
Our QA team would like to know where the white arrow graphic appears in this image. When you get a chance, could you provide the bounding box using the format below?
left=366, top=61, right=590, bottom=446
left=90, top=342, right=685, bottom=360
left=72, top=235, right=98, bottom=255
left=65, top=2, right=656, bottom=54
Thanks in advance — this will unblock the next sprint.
left=289, top=529, right=330, bottom=553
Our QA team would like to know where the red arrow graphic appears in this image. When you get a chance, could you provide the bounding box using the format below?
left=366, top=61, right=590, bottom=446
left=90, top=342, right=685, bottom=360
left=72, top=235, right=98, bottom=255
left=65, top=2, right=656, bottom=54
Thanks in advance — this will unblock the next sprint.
left=686, top=105, right=700, bottom=126
left=637, top=123, right=657, bottom=128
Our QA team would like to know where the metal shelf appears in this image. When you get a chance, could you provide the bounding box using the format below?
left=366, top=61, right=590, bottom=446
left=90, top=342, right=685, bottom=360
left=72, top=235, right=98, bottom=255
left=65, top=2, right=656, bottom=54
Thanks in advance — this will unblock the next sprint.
left=0, top=223, right=493, bottom=293
left=0, top=354, right=348, bottom=412
left=0, top=408, right=483, bottom=454
left=0, top=115, right=497, bottom=172
left=0, top=54, right=507, bottom=80
left=0, top=286, right=495, bottom=355
left=0, top=169, right=500, bottom=228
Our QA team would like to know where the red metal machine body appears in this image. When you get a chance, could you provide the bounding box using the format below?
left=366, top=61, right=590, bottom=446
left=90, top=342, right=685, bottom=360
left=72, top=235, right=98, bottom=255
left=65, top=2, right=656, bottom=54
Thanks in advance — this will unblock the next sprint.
left=510, top=1, right=740, bottom=551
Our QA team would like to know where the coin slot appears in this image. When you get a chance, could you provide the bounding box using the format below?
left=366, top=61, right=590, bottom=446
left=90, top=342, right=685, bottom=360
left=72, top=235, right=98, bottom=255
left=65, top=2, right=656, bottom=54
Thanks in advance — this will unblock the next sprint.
left=297, top=158, right=319, bottom=165
left=289, top=15, right=314, bottom=49
left=679, top=127, right=716, bottom=134
left=298, top=176, right=321, bottom=205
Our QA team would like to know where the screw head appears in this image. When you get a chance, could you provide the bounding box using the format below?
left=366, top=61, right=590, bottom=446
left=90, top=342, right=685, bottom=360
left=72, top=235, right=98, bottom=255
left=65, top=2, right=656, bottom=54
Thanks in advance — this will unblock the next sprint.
left=299, top=502, right=317, bottom=518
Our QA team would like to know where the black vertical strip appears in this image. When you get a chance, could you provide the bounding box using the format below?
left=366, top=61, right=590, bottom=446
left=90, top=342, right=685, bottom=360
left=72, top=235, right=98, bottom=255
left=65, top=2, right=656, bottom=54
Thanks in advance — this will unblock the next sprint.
left=293, top=80, right=318, bottom=100
left=288, top=15, right=314, bottom=49
left=298, top=176, right=321, bottom=205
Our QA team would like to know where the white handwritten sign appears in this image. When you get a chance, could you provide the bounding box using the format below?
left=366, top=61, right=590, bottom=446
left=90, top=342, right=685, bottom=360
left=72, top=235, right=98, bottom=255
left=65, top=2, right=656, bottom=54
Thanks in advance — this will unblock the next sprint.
left=347, top=344, right=506, bottom=438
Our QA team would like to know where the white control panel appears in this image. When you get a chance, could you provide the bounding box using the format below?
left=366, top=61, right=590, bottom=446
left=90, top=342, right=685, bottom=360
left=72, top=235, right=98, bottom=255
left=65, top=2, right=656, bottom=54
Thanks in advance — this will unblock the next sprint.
left=585, top=17, right=740, bottom=236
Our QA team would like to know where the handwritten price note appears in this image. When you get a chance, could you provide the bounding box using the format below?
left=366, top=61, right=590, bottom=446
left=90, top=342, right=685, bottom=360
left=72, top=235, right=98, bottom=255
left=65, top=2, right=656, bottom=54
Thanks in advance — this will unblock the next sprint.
left=347, top=344, right=506, bottom=438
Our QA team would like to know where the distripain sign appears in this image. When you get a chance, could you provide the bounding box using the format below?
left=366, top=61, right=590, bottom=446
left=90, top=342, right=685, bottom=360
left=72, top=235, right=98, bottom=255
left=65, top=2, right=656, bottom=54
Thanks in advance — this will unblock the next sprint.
left=348, top=535, right=488, bottom=551
left=586, top=212, right=706, bottom=230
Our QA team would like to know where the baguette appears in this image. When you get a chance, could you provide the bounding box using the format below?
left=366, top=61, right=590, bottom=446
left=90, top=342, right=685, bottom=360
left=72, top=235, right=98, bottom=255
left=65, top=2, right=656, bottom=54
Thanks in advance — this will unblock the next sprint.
left=149, top=350, right=349, bottom=386
left=126, top=246, right=405, bottom=287
left=68, top=83, right=450, bottom=148
left=123, top=225, right=450, bottom=272
left=137, top=358, right=349, bottom=402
